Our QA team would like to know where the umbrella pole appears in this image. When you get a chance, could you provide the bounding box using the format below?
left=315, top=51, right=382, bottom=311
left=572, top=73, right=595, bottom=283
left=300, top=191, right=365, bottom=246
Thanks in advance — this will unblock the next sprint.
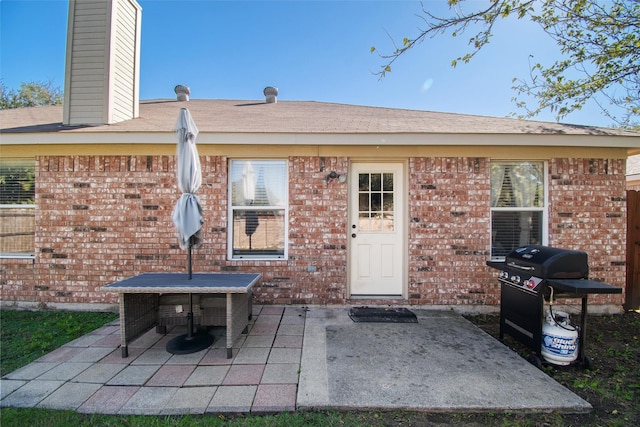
left=187, top=241, right=193, bottom=337
left=167, top=237, right=213, bottom=354
left=188, top=242, right=193, bottom=280
left=187, top=293, right=195, bottom=338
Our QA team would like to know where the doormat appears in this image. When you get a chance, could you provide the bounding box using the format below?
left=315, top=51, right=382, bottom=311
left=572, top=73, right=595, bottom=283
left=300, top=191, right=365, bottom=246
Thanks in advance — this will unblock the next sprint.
left=348, top=306, right=418, bottom=323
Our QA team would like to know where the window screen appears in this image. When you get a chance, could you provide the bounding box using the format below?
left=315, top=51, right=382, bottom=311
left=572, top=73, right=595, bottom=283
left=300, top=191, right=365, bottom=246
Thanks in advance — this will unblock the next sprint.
left=490, top=161, right=545, bottom=259
left=228, top=160, right=287, bottom=259
left=0, top=159, right=35, bottom=256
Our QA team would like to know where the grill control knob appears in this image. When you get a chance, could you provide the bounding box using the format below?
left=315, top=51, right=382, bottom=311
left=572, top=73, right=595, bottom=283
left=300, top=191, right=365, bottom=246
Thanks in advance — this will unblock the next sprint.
left=511, top=275, right=521, bottom=284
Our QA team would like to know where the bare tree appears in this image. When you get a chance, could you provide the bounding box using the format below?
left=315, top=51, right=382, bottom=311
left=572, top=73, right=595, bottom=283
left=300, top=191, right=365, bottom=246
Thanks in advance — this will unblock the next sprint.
left=372, top=0, right=639, bottom=128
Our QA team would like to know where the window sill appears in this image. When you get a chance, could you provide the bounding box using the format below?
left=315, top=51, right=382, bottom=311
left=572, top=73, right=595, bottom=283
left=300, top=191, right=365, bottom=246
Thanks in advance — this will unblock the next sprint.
left=228, top=257, right=288, bottom=262
left=0, top=253, right=35, bottom=260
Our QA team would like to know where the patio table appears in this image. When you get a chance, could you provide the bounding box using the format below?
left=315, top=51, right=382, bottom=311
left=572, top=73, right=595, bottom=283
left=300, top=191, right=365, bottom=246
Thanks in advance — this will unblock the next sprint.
left=101, top=272, right=261, bottom=358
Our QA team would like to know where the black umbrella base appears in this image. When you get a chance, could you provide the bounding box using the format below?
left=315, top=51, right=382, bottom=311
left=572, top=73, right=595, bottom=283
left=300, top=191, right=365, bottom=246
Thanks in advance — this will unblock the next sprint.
left=166, top=331, right=214, bottom=355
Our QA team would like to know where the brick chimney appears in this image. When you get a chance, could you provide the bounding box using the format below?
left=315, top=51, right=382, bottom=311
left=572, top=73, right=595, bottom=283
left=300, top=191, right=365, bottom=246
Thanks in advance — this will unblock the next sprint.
left=63, top=0, right=142, bottom=126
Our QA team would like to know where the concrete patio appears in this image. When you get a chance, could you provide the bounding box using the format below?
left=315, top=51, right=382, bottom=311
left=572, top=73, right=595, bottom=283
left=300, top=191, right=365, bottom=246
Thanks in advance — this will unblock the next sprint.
left=0, top=305, right=591, bottom=415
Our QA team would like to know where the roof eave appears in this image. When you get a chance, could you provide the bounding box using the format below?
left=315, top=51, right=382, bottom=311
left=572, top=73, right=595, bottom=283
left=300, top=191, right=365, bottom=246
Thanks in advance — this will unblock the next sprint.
left=1, top=130, right=639, bottom=149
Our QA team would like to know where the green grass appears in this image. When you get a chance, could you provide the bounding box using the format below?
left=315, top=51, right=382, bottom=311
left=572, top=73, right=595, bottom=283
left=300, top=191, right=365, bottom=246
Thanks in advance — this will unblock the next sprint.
left=0, top=409, right=381, bottom=427
left=0, top=309, right=118, bottom=376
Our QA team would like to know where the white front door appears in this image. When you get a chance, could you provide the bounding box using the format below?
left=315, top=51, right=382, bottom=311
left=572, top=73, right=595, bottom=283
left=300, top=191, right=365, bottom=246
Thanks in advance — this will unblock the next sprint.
left=349, top=162, right=405, bottom=296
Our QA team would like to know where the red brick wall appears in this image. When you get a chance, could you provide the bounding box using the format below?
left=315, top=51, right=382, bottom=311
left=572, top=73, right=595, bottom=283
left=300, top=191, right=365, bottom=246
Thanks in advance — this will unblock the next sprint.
left=241, top=156, right=350, bottom=305
left=0, top=155, right=626, bottom=308
left=549, top=158, right=627, bottom=305
left=0, top=258, right=36, bottom=304
left=408, top=157, right=495, bottom=305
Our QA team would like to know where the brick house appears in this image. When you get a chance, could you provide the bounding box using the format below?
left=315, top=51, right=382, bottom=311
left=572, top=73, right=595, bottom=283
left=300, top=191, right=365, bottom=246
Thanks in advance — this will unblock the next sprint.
left=1, top=0, right=639, bottom=312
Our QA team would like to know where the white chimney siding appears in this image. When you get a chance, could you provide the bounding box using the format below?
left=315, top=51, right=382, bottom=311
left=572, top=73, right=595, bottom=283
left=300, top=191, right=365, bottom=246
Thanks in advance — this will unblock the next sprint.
left=63, top=0, right=142, bottom=126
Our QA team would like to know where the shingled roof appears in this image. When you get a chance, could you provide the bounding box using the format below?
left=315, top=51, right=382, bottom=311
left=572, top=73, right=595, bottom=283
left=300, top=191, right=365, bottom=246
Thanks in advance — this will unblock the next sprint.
left=2, top=99, right=639, bottom=139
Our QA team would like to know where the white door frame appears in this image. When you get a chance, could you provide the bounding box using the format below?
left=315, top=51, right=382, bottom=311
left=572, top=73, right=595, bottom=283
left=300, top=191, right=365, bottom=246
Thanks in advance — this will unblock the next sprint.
left=348, top=161, right=407, bottom=298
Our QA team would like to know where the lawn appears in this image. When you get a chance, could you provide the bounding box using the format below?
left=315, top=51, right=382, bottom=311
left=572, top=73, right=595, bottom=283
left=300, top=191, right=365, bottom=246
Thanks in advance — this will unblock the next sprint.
left=1, top=310, right=118, bottom=376
left=1, top=309, right=638, bottom=426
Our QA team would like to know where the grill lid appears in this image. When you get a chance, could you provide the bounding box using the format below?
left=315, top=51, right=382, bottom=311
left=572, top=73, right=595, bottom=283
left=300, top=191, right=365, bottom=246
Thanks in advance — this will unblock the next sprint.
left=505, top=245, right=588, bottom=279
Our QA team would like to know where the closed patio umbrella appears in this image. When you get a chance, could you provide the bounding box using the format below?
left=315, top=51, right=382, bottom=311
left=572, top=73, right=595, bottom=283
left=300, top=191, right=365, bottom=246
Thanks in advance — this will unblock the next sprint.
left=166, top=107, right=213, bottom=354
left=173, top=108, right=203, bottom=259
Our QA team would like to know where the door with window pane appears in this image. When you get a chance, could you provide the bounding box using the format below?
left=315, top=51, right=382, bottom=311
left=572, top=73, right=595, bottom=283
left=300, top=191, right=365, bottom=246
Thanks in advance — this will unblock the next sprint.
left=349, top=163, right=405, bottom=296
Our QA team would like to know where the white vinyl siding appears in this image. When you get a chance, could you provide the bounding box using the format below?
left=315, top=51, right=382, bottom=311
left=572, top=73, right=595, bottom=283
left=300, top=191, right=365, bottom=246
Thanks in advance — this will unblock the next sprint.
left=111, top=0, right=138, bottom=123
left=64, top=0, right=140, bottom=126
left=64, top=0, right=109, bottom=125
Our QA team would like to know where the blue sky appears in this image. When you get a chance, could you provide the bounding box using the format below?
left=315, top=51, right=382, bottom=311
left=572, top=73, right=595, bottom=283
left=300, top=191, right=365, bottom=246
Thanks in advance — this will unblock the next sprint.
left=0, top=0, right=613, bottom=127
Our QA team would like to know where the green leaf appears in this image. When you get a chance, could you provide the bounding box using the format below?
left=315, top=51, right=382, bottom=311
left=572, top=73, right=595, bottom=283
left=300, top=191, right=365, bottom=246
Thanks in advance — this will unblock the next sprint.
left=370, top=46, right=376, bottom=53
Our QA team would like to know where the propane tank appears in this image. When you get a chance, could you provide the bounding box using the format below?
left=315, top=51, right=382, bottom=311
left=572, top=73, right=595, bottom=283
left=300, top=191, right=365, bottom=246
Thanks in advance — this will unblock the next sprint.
left=541, top=309, right=579, bottom=366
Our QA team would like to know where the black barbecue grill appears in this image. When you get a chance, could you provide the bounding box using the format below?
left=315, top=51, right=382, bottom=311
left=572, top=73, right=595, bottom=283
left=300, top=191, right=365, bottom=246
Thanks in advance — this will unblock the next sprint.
left=487, top=245, right=622, bottom=369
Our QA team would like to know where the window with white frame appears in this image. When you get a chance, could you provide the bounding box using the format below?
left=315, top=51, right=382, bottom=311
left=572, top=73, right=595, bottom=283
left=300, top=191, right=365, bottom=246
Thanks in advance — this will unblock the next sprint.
left=228, top=159, right=288, bottom=260
left=0, top=159, right=36, bottom=258
left=490, top=160, right=546, bottom=260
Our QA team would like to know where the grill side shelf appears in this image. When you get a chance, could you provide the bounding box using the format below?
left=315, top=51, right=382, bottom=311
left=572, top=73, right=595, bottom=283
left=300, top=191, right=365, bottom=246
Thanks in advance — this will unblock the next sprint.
left=546, top=279, right=623, bottom=295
